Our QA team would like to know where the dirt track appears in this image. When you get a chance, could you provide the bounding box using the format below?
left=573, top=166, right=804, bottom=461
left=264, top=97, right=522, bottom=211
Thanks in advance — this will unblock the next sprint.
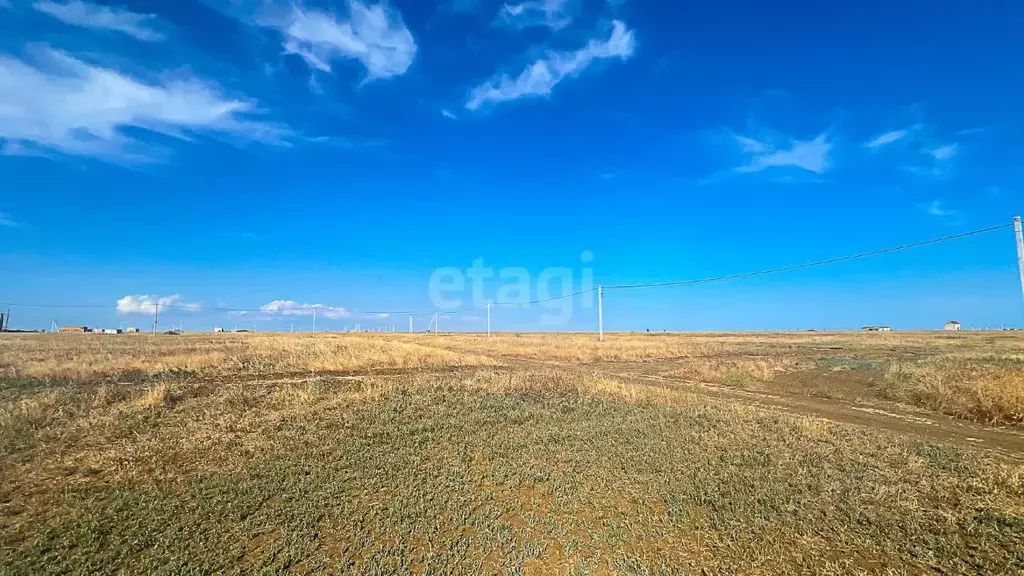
left=502, top=356, right=1024, bottom=459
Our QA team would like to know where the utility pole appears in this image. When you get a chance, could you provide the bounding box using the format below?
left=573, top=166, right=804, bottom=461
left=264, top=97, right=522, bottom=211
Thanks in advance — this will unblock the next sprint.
left=1015, top=216, right=1024, bottom=310
left=312, top=306, right=318, bottom=334
left=487, top=302, right=491, bottom=337
left=597, top=284, right=604, bottom=342
left=409, top=314, right=413, bottom=334
left=434, top=312, right=439, bottom=335
left=153, top=303, right=159, bottom=334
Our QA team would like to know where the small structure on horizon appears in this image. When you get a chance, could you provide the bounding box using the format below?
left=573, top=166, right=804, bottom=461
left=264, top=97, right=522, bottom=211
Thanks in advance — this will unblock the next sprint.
left=124, top=327, right=140, bottom=333
left=861, top=326, right=892, bottom=332
left=59, top=326, right=87, bottom=333
left=944, top=320, right=962, bottom=331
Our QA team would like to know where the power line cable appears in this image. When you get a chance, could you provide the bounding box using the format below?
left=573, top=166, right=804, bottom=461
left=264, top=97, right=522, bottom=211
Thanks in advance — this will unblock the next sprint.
left=0, top=222, right=1012, bottom=313
left=490, top=287, right=597, bottom=308
left=604, top=223, right=1013, bottom=290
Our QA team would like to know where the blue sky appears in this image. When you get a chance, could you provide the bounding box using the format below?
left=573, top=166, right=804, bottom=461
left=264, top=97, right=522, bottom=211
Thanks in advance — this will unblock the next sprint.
left=1, top=0, right=1022, bottom=332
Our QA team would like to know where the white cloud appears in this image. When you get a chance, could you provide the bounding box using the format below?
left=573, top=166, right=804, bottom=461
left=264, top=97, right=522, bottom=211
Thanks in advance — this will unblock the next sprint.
left=466, top=20, right=634, bottom=111
left=0, top=212, right=21, bottom=228
left=497, top=0, right=574, bottom=30
left=0, top=48, right=292, bottom=161
left=864, top=128, right=910, bottom=149
left=440, top=108, right=458, bottom=120
left=260, top=300, right=349, bottom=319
left=33, top=0, right=164, bottom=41
left=921, top=200, right=957, bottom=218
left=902, top=141, right=959, bottom=179
left=927, top=143, right=958, bottom=161
left=270, top=1, right=416, bottom=81
left=733, top=132, right=832, bottom=174
left=116, top=294, right=201, bottom=315
left=0, top=140, right=52, bottom=158
left=955, top=127, right=986, bottom=136
left=734, top=135, right=768, bottom=154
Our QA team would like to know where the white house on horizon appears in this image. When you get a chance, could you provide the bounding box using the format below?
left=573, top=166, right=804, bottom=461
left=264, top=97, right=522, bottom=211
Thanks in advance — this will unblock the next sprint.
left=944, top=320, right=961, bottom=331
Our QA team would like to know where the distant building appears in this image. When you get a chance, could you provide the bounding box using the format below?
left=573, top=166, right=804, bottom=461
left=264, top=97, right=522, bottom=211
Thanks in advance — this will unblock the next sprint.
left=944, top=320, right=961, bottom=331
left=214, top=327, right=225, bottom=333
left=60, top=326, right=87, bottom=333
left=861, top=326, right=892, bottom=332
left=102, top=328, right=122, bottom=335
left=124, top=327, right=140, bottom=333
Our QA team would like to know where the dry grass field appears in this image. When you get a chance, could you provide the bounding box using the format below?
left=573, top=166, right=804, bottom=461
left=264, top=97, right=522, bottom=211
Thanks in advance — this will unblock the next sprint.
left=2, top=331, right=1024, bottom=574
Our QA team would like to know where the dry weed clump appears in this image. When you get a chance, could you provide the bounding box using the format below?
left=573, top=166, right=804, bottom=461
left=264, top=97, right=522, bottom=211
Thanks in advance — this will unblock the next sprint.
left=653, top=355, right=802, bottom=387
left=0, top=392, right=62, bottom=437
left=883, top=359, right=1024, bottom=424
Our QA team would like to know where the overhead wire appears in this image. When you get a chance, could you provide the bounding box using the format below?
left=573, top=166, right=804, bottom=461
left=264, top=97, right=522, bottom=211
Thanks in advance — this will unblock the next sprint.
left=0, top=222, right=1014, bottom=315
left=603, top=223, right=1013, bottom=290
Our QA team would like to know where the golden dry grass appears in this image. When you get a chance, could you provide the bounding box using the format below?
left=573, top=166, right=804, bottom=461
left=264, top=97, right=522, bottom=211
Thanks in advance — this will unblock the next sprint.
left=883, top=359, right=1024, bottom=424
left=2, top=364, right=1023, bottom=574
left=4, top=330, right=1024, bottom=424
left=0, top=332, right=496, bottom=381
left=425, top=330, right=1024, bottom=362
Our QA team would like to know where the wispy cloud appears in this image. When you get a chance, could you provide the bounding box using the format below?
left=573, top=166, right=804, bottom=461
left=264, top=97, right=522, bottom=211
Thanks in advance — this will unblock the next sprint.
left=955, top=127, right=986, bottom=137
left=441, top=108, right=458, bottom=120
left=733, top=132, right=833, bottom=174
left=920, top=200, right=959, bottom=220
left=466, top=20, right=634, bottom=111
left=927, top=143, right=959, bottom=161
left=901, top=142, right=959, bottom=179
left=864, top=127, right=912, bottom=149
left=306, top=134, right=387, bottom=149
left=496, top=0, right=575, bottom=30
left=0, top=141, right=52, bottom=158
left=0, top=47, right=292, bottom=161
left=33, top=0, right=165, bottom=41
left=0, top=212, right=21, bottom=228
left=260, top=300, right=349, bottom=319
left=265, top=0, right=416, bottom=81
left=116, top=294, right=201, bottom=315
left=734, top=135, right=768, bottom=154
